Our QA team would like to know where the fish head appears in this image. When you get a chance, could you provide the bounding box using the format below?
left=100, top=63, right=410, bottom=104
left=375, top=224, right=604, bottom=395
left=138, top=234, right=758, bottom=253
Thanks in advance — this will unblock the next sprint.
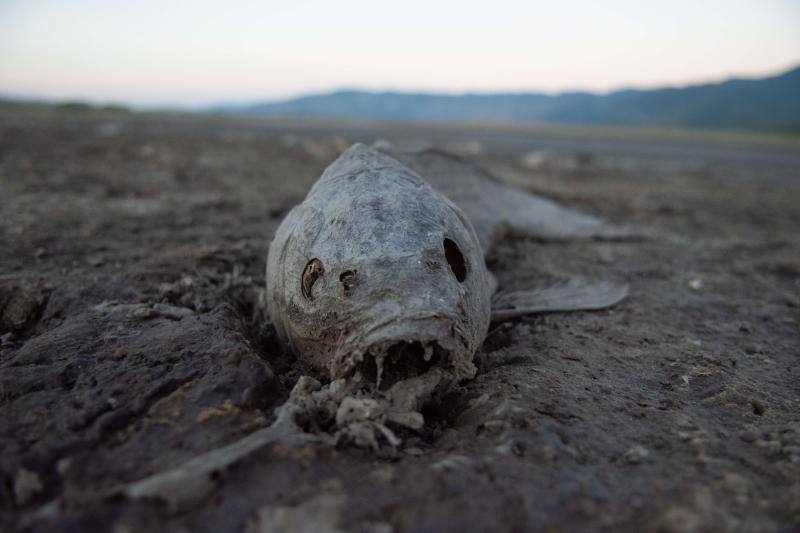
left=267, top=144, right=492, bottom=391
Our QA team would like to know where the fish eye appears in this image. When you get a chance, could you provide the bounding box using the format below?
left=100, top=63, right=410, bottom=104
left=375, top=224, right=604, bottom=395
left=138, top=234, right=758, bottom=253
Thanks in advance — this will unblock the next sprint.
left=443, top=238, right=467, bottom=282
left=302, top=258, right=324, bottom=300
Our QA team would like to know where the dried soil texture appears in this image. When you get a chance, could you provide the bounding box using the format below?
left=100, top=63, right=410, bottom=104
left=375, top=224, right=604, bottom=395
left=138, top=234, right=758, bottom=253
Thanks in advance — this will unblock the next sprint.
left=1, top=108, right=799, bottom=532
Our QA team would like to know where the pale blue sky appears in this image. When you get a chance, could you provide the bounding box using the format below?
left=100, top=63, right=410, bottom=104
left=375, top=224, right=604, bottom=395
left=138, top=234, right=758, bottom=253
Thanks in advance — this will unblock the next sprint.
left=1, top=0, right=798, bottom=106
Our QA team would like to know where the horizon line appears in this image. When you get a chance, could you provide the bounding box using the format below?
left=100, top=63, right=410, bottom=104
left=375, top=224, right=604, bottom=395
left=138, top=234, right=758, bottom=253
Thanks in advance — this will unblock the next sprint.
left=2, top=61, right=797, bottom=111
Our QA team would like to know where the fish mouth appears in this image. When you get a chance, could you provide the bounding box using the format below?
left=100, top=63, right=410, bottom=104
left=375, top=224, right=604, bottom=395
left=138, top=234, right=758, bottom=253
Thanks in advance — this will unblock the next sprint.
left=330, top=316, right=473, bottom=389
left=359, top=339, right=448, bottom=391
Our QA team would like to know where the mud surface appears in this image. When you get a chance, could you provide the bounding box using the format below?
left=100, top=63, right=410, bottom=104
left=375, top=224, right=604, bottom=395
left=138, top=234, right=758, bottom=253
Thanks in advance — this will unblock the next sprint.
left=1, top=110, right=799, bottom=532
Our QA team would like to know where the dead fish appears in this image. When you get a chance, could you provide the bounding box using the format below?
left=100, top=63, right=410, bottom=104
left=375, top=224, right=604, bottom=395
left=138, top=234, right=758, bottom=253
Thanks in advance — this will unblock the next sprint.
left=267, top=143, right=629, bottom=393
left=267, top=143, right=491, bottom=390
left=122, top=143, right=634, bottom=503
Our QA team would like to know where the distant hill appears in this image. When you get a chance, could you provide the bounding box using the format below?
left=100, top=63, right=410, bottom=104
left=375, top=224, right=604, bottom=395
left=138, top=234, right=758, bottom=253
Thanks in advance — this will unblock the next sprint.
left=214, top=66, right=800, bottom=133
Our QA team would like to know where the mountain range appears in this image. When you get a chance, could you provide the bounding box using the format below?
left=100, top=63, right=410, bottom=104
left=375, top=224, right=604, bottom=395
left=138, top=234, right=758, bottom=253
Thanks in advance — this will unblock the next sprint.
left=214, top=66, right=800, bottom=133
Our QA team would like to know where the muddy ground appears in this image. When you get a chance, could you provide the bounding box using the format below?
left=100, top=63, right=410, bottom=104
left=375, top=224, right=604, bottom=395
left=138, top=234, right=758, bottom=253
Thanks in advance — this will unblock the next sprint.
left=1, top=109, right=799, bottom=532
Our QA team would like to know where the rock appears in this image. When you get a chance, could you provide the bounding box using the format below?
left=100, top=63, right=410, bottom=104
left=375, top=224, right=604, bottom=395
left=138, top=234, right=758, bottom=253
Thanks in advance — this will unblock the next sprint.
left=14, top=467, right=43, bottom=505
left=541, top=446, right=558, bottom=462
left=623, top=445, right=650, bottom=465
left=431, top=455, right=472, bottom=472
left=247, top=480, right=348, bottom=533
left=0, top=283, right=48, bottom=334
left=739, top=429, right=759, bottom=443
left=56, top=458, right=73, bottom=476
left=654, top=486, right=739, bottom=533
left=151, top=303, right=194, bottom=320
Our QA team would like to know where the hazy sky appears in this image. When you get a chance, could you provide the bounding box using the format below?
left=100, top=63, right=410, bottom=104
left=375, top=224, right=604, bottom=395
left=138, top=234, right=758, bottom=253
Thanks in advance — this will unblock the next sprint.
left=1, top=0, right=799, bottom=106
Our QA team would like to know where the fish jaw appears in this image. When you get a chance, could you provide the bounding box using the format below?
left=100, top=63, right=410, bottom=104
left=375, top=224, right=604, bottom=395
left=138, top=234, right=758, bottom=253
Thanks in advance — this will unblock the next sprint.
left=328, top=315, right=477, bottom=389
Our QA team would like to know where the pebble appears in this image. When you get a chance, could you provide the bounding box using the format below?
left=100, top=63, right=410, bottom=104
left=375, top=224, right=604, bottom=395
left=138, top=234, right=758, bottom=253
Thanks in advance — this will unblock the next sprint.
left=739, top=430, right=758, bottom=443
left=623, top=445, right=650, bottom=464
left=431, top=454, right=471, bottom=472
left=14, top=467, right=43, bottom=504
left=56, top=457, right=73, bottom=476
left=541, top=446, right=558, bottom=462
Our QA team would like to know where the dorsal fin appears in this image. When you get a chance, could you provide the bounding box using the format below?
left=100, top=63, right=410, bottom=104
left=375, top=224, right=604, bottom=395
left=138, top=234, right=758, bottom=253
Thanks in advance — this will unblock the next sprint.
left=380, top=147, right=639, bottom=254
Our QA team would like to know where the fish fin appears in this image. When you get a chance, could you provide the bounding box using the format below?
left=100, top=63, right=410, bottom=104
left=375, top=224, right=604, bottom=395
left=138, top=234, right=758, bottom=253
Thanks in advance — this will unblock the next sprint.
left=381, top=147, right=643, bottom=252
left=490, top=279, right=629, bottom=321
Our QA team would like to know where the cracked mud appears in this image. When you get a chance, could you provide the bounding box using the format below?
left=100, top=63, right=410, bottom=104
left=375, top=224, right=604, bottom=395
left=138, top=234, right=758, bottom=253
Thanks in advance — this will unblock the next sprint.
left=1, top=110, right=799, bottom=532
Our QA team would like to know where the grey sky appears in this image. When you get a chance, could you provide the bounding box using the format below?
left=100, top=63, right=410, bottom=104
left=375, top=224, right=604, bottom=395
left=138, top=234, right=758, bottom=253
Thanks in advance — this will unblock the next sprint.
left=1, top=0, right=798, bottom=105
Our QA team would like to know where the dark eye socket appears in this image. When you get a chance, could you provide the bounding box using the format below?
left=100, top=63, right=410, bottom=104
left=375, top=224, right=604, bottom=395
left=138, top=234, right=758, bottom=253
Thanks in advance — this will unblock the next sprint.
left=302, top=258, right=324, bottom=300
left=336, top=269, right=358, bottom=297
left=443, top=238, right=467, bottom=282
